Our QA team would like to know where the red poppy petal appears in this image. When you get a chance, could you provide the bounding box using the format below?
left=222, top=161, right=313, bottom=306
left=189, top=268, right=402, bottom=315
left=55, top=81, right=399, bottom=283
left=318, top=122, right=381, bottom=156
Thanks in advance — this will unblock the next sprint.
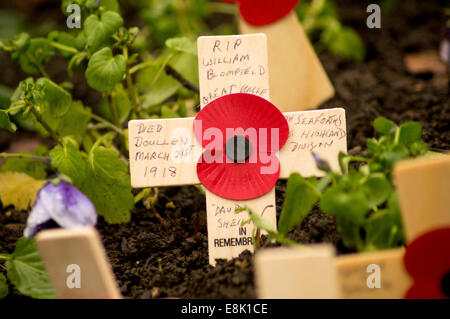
left=194, top=93, right=289, bottom=153
left=405, top=279, right=446, bottom=299
left=197, top=150, right=280, bottom=200
left=238, top=0, right=299, bottom=26
left=404, top=227, right=450, bottom=280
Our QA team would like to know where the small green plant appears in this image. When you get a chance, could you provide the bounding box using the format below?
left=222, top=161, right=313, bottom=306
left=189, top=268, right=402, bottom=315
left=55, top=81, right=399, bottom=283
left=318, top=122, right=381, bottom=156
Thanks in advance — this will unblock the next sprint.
left=0, top=238, right=55, bottom=299
left=0, top=0, right=206, bottom=299
left=296, top=0, right=365, bottom=61
left=0, top=0, right=202, bottom=225
left=245, top=117, right=432, bottom=252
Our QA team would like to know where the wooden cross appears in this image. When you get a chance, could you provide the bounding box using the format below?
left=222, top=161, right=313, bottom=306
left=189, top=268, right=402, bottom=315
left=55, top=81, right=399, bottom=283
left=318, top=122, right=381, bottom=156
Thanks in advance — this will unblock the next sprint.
left=129, top=34, right=347, bottom=265
left=36, top=227, right=121, bottom=299
left=238, top=10, right=335, bottom=112
left=255, top=154, right=450, bottom=298
left=255, top=244, right=341, bottom=298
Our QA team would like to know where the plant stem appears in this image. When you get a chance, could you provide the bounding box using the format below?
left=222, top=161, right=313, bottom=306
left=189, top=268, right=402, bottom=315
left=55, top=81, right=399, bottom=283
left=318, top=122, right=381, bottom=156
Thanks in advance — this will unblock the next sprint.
left=49, top=41, right=79, bottom=54
left=150, top=202, right=168, bottom=229
left=0, top=254, right=10, bottom=261
left=108, top=94, right=128, bottom=155
left=255, top=229, right=261, bottom=249
left=31, top=108, right=59, bottom=141
left=26, top=52, right=49, bottom=79
left=129, top=60, right=153, bottom=74
left=145, top=52, right=175, bottom=96
left=85, top=111, right=124, bottom=136
left=131, top=54, right=199, bottom=95
left=0, top=152, right=50, bottom=166
left=123, top=47, right=142, bottom=118
left=208, top=2, right=237, bottom=15
left=165, top=64, right=199, bottom=94
left=5, top=102, right=27, bottom=113
left=108, top=93, right=121, bottom=129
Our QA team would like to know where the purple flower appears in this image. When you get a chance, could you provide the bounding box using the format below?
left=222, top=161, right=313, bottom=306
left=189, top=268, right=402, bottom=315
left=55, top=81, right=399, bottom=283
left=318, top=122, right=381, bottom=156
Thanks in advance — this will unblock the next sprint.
left=312, top=152, right=331, bottom=172
left=24, top=181, right=97, bottom=238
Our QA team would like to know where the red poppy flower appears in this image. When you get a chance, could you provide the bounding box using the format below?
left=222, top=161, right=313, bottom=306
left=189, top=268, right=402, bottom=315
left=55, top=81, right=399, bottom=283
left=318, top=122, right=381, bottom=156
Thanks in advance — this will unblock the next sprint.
left=193, top=93, right=289, bottom=200
left=404, top=227, right=450, bottom=299
left=220, top=0, right=299, bottom=26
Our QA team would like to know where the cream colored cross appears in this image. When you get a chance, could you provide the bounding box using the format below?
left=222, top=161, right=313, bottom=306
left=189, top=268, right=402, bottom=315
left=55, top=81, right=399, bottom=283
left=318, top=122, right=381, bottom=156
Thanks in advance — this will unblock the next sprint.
left=36, top=227, right=121, bottom=299
left=129, top=34, right=347, bottom=265
left=255, top=155, right=450, bottom=299
left=238, top=11, right=335, bottom=111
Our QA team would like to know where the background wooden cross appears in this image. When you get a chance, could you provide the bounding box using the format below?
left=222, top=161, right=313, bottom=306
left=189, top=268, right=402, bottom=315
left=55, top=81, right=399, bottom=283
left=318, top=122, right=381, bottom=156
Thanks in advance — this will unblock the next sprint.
left=238, top=10, right=335, bottom=112
left=255, top=154, right=450, bottom=298
left=36, top=227, right=121, bottom=299
left=129, top=34, right=347, bottom=265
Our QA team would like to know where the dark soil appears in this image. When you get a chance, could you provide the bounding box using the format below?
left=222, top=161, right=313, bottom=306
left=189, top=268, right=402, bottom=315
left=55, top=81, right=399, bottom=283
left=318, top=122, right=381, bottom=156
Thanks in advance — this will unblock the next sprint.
left=0, top=0, right=448, bottom=299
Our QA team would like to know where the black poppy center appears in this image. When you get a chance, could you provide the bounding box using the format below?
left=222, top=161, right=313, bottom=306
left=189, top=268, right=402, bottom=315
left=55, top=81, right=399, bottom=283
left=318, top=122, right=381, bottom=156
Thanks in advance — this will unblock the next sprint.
left=226, top=135, right=252, bottom=163
left=441, top=271, right=450, bottom=298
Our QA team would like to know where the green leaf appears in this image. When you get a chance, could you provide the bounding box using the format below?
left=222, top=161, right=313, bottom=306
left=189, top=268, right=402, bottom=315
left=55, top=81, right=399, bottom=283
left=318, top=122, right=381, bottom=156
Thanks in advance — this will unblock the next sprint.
left=365, top=194, right=404, bottom=250
left=54, top=101, right=90, bottom=139
left=5, top=237, right=55, bottom=299
left=0, top=84, right=14, bottom=108
left=278, top=173, right=319, bottom=235
left=0, top=109, right=17, bottom=132
left=99, top=0, right=120, bottom=12
left=85, top=47, right=126, bottom=92
left=165, top=37, right=197, bottom=56
left=398, top=121, right=422, bottom=144
left=36, top=78, right=72, bottom=117
left=335, top=216, right=362, bottom=250
left=0, top=273, right=8, bottom=299
left=323, top=25, right=365, bottom=62
left=380, top=144, right=409, bottom=169
left=36, top=101, right=89, bottom=140
left=169, top=51, right=199, bottom=86
left=50, top=143, right=88, bottom=185
left=98, top=84, right=130, bottom=122
left=365, top=210, right=397, bottom=251
left=16, top=38, right=54, bottom=74
left=83, top=146, right=133, bottom=223
left=320, top=186, right=371, bottom=225
left=50, top=143, right=133, bottom=223
left=362, top=173, right=393, bottom=208
left=84, top=11, right=123, bottom=51
left=161, top=105, right=179, bottom=118
left=137, top=63, right=180, bottom=108
left=0, top=10, right=24, bottom=40
left=374, top=117, right=395, bottom=136
left=247, top=210, right=299, bottom=246
left=47, top=31, right=83, bottom=59
left=1, top=152, right=47, bottom=180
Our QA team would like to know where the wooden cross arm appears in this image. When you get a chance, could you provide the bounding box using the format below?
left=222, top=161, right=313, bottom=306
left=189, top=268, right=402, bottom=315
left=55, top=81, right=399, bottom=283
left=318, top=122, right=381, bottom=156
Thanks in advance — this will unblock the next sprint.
left=255, top=246, right=412, bottom=299
left=239, top=11, right=335, bottom=111
left=128, top=108, right=347, bottom=189
left=336, top=248, right=411, bottom=299
left=394, top=154, right=450, bottom=243
left=255, top=245, right=341, bottom=299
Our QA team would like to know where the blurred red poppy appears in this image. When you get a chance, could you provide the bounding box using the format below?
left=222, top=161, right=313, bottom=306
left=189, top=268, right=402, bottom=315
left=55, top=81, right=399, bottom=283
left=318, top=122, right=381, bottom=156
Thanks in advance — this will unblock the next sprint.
left=220, top=0, right=299, bottom=26
left=404, top=227, right=450, bottom=299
